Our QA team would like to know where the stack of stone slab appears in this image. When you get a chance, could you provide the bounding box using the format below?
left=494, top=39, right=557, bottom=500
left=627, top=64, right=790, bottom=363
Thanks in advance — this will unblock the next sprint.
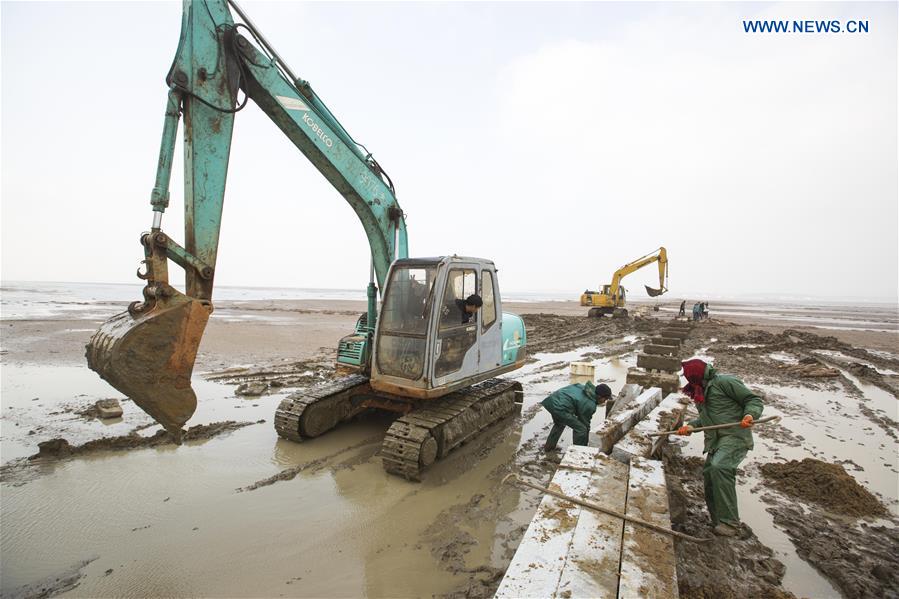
left=496, top=447, right=678, bottom=598
left=626, top=321, right=692, bottom=395
left=611, top=393, right=690, bottom=463
left=591, top=387, right=663, bottom=453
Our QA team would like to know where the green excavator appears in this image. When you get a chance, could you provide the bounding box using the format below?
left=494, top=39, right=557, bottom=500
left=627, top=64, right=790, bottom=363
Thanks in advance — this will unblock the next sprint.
left=86, top=0, right=526, bottom=480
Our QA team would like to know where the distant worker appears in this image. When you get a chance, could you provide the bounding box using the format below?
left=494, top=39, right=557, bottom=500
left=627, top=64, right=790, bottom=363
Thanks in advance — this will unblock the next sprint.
left=677, top=358, right=763, bottom=537
left=542, top=382, right=611, bottom=451
left=702, top=301, right=710, bottom=320
left=455, top=294, right=483, bottom=324
left=678, top=300, right=686, bottom=317
left=692, top=302, right=701, bottom=321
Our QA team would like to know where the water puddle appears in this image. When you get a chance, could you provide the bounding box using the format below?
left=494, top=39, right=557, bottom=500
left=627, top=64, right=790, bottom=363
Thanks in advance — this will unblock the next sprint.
left=1, top=339, right=637, bottom=597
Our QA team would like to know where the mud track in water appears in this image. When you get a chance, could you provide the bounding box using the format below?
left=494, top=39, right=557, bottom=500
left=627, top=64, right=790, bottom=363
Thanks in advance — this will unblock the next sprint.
left=522, top=313, right=662, bottom=355
left=0, top=421, right=260, bottom=485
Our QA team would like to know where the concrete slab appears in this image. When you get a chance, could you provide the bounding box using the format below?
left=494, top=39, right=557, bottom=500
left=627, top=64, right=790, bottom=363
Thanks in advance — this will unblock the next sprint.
left=605, top=383, right=643, bottom=419
left=555, top=452, right=629, bottom=599
left=591, top=388, right=663, bottom=453
left=610, top=393, right=689, bottom=463
left=637, top=353, right=681, bottom=373
left=660, top=329, right=689, bottom=340
left=570, top=362, right=595, bottom=385
left=618, top=458, right=678, bottom=598
left=495, top=446, right=603, bottom=598
left=651, top=336, right=681, bottom=347
left=643, top=344, right=677, bottom=356
left=626, top=369, right=680, bottom=395
left=498, top=453, right=680, bottom=599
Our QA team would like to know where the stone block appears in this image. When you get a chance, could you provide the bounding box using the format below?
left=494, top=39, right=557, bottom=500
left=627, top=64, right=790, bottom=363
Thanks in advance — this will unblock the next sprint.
left=611, top=393, right=689, bottom=463
left=626, top=369, right=680, bottom=395
left=95, top=398, right=123, bottom=419
left=637, top=353, right=681, bottom=373
left=643, top=344, right=677, bottom=356
left=660, top=329, right=688, bottom=340
left=591, top=388, right=663, bottom=453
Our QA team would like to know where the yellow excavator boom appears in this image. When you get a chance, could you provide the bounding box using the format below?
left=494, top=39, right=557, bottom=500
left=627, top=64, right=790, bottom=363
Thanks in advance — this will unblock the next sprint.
left=580, top=247, right=668, bottom=315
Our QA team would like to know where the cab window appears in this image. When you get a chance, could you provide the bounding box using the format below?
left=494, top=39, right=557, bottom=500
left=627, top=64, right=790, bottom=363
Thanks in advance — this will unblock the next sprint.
left=481, top=270, right=497, bottom=331
left=439, top=269, right=477, bottom=330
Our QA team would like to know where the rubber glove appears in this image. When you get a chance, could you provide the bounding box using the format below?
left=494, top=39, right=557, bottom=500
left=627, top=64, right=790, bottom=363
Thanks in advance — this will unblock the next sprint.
left=740, top=414, right=754, bottom=428
left=676, top=425, right=693, bottom=436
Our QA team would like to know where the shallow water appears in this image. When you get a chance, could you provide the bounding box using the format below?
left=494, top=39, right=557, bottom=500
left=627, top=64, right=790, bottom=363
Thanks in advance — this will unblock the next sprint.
left=0, top=340, right=637, bottom=597
left=3, top=324, right=895, bottom=598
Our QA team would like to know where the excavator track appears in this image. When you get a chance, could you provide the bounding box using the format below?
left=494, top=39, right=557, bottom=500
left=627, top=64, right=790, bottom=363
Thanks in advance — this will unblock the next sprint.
left=381, top=378, right=523, bottom=481
left=274, top=374, right=370, bottom=442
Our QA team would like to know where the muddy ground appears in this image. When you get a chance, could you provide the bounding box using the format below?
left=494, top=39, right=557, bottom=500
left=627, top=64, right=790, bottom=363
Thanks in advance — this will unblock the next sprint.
left=1, top=300, right=897, bottom=598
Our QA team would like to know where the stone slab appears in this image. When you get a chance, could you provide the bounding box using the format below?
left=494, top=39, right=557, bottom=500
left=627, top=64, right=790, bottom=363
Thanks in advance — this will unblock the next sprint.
left=644, top=344, right=677, bottom=356
left=637, top=353, right=681, bottom=373
left=496, top=447, right=607, bottom=598
left=626, top=369, right=680, bottom=395
left=618, top=458, right=678, bottom=598
left=651, top=337, right=681, bottom=347
left=605, top=383, right=643, bottom=419
left=555, top=452, right=629, bottom=599
left=591, top=388, right=663, bottom=453
left=610, top=393, right=689, bottom=463
left=659, top=329, right=688, bottom=340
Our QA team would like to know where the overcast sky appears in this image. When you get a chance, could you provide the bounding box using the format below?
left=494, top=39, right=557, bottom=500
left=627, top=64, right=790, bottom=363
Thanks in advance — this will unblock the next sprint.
left=2, top=1, right=896, bottom=301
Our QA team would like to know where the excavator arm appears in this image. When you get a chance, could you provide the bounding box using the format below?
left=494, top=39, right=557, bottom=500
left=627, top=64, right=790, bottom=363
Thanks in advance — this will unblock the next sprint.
left=86, top=0, right=408, bottom=439
left=608, top=247, right=668, bottom=298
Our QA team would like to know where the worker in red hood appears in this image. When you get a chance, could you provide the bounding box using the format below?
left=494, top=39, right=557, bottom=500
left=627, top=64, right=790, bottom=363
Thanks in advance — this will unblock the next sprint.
left=677, top=358, right=764, bottom=537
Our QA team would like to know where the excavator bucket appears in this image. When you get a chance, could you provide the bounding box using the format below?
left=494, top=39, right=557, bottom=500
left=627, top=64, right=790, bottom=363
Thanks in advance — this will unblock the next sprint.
left=645, top=285, right=665, bottom=297
left=85, top=290, right=211, bottom=441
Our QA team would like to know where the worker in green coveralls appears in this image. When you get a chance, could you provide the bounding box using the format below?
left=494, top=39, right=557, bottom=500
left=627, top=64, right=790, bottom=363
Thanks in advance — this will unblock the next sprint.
left=541, top=381, right=612, bottom=451
left=677, top=358, right=763, bottom=537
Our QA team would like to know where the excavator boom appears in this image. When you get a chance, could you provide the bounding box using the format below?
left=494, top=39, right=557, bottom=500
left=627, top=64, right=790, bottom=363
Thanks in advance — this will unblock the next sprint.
left=580, top=247, right=668, bottom=316
left=87, top=0, right=407, bottom=438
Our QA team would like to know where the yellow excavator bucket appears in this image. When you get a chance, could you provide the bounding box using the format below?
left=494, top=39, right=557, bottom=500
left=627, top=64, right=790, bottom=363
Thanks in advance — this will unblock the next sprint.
left=645, top=285, right=665, bottom=297
left=85, top=290, right=211, bottom=441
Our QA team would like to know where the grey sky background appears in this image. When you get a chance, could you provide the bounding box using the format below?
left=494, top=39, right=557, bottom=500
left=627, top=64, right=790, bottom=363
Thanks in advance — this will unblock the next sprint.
left=2, top=1, right=897, bottom=301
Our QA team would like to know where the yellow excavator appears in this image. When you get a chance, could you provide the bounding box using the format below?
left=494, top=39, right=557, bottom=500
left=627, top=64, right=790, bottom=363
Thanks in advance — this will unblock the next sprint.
left=580, top=247, right=668, bottom=317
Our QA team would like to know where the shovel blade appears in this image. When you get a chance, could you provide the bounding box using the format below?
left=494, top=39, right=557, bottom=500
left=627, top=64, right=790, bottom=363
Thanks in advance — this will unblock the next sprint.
left=645, top=285, right=665, bottom=297
left=85, top=290, right=211, bottom=439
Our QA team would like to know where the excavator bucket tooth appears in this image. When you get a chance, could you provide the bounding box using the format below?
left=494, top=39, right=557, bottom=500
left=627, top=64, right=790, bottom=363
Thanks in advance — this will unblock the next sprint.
left=645, top=285, right=665, bottom=297
left=85, top=290, right=211, bottom=441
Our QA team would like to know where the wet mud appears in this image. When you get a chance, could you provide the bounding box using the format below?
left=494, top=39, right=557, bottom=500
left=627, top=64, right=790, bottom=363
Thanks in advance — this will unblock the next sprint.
left=205, top=355, right=335, bottom=394
left=3, top=557, right=98, bottom=599
left=1, top=421, right=260, bottom=486
left=663, top=449, right=794, bottom=599
left=521, top=313, right=659, bottom=355
left=3, top=303, right=897, bottom=598
left=760, top=458, right=888, bottom=518
left=766, top=501, right=899, bottom=598
left=690, top=325, right=899, bottom=398
left=29, top=420, right=260, bottom=459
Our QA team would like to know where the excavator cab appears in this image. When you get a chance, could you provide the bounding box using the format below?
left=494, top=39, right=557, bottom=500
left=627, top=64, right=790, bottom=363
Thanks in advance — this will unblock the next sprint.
left=371, top=256, right=525, bottom=399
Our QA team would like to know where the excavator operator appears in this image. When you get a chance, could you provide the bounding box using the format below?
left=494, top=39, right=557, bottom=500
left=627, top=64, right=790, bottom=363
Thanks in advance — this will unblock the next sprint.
left=455, top=294, right=483, bottom=324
